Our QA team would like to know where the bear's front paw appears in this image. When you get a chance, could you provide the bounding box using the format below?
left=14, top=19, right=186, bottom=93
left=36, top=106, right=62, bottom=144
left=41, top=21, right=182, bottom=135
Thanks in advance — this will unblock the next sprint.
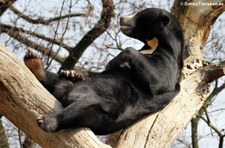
left=106, top=50, right=133, bottom=70
left=37, top=116, right=58, bottom=133
left=60, top=70, right=85, bottom=81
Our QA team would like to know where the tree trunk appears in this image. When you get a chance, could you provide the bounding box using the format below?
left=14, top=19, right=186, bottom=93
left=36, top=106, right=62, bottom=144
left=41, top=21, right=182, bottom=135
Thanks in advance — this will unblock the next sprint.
left=116, top=61, right=225, bottom=147
left=0, top=0, right=225, bottom=147
left=116, top=0, right=225, bottom=147
left=1, top=46, right=225, bottom=148
left=0, top=45, right=109, bottom=148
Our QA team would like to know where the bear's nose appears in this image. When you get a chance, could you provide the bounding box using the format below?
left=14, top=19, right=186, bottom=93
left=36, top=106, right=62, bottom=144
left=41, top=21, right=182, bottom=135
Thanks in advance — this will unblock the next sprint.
left=120, top=17, right=125, bottom=26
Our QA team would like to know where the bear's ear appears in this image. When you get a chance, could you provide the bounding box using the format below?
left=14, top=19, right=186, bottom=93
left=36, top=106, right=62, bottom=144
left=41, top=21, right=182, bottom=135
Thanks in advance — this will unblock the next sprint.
left=160, top=15, right=170, bottom=26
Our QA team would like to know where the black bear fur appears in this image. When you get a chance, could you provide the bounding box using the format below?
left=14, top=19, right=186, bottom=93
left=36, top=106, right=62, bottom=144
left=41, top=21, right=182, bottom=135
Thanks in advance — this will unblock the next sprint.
left=24, top=8, right=184, bottom=135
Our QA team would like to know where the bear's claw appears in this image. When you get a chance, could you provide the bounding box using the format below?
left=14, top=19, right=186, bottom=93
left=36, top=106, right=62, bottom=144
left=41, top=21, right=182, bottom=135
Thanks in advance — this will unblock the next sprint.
left=60, top=70, right=84, bottom=81
left=24, top=50, right=40, bottom=61
left=37, top=116, right=58, bottom=133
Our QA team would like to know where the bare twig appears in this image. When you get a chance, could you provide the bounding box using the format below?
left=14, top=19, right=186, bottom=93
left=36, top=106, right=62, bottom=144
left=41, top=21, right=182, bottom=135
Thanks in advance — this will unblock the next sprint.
left=60, top=0, right=114, bottom=70
left=191, top=80, right=225, bottom=148
left=199, top=110, right=225, bottom=148
left=9, top=4, right=92, bottom=25
left=18, top=129, right=22, bottom=148
left=46, top=0, right=67, bottom=68
left=0, top=24, right=73, bottom=51
left=191, top=118, right=199, bottom=148
left=1, top=27, right=64, bottom=63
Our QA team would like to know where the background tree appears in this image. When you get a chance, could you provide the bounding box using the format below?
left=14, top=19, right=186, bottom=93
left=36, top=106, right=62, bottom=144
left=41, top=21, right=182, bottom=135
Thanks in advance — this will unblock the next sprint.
left=0, top=0, right=225, bottom=147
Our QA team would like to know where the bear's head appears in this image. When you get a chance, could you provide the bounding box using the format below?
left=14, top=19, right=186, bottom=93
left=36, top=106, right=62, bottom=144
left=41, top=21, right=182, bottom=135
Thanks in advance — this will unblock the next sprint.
left=120, top=8, right=183, bottom=53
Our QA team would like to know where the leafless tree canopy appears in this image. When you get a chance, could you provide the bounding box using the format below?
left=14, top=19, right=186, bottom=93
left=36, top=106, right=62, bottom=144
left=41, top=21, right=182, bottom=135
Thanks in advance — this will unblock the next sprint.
left=0, top=0, right=225, bottom=147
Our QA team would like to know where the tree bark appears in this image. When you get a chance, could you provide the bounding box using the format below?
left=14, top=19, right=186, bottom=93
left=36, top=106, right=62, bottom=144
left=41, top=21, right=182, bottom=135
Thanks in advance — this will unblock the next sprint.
left=0, top=47, right=225, bottom=147
left=0, top=0, right=17, bottom=146
left=0, top=45, right=109, bottom=148
left=191, top=118, right=199, bottom=148
left=116, top=0, right=225, bottom=147
left=116, top=61, right=225, bottom=147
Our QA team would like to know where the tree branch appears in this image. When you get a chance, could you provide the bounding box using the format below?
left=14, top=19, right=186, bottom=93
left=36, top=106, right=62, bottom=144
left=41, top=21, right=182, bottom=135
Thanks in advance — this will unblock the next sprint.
left=191, top=79, right=225, bottom=148
left=1, top=27, right=65, bottom=64
left=1, top=0, right=225, bottom=147
left=116, top=1, right=225, bottom=146
left=1, top=45, right=225, bottom=147
left=9, top=4, right=92, bottom=25
left=172, top=0, right=225, bottom=65
left=0, top=45, right=109, bottom=148
left=191, top=118, right=199, bottom=148
left=116, top=61, right=225, bottom=147
left=199, top=109, right=225, bottom=148
left=60, top=0, right=114, bottom=70
left=0, top=24, right=73, bottom=52
left=45, top=0, right=71, bottom=68
left=0, top=0, right=16, bottom=16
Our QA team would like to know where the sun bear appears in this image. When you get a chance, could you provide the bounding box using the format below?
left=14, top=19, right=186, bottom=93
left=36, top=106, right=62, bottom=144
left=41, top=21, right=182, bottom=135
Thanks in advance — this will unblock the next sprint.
left=24, top=8, right=184, bottom=135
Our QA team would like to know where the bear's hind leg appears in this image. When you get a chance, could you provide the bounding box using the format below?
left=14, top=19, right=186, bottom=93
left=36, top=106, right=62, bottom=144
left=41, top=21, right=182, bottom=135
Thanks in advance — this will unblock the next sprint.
left=24, top=50, right=60, bottom=94
left=24, top=50, right=46, bottom=81
left=37, top=102, right=104, bottom=133
left=36, top=88, right=111, bottom=134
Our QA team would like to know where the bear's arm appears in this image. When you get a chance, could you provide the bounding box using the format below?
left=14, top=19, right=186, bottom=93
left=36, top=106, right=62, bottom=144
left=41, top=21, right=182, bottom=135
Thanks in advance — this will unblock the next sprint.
left=59, top=69, right=101, bottom=81
left=106, top=47, right=168, bottom=91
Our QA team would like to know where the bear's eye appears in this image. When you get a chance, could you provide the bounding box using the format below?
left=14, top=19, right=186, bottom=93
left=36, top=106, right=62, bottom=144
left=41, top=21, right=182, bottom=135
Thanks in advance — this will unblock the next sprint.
left=159, top=15, right=170, bottom=26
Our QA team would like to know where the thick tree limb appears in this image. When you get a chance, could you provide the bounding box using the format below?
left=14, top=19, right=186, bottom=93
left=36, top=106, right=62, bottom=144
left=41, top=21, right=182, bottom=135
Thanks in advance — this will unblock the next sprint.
left=171, top=0, right=225, bottom=62
left=170, top=1, right=225, bottom=147
left=0, top=45, right=225, bottom=147
left=0, top=45, right=109, bottom=148
left=119, top=60, right=225, bottom=147
left=61, top=0, right=114, bottom=70
left=1, top=0, right=225, bottom=147
left=116, top=0, right=225, bottom=147
left=0, top=0, right=16, bottom=16
left=117, top=62, right=225, bottom=147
